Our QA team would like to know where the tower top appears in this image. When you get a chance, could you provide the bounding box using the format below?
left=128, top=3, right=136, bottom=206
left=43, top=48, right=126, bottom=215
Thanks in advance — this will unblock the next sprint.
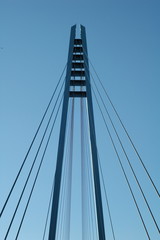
left=71, top=24, right=86, bottom=39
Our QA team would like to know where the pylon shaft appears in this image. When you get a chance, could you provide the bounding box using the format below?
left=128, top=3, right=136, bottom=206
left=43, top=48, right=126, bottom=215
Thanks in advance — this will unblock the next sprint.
left=48, top=24, right=106, bottom=240
left=48, top=25, right=76, bottom=240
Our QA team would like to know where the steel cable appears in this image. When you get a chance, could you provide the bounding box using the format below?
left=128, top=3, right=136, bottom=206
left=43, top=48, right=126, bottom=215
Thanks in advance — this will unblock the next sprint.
left=81, top=97, right=89, bottom=240
left=4, top=80, right=65, bottom=240
left=42, top=178, right=55, bottom=240
left=15, top=96, right=63, bottom=240
left=82, top=50, right=106, bottom=240
left=83, top=50, right=159, bottom=198
left=61, top=97, right=74, bottom=240
left=0, top=64, right=67, bottom=218
left=55, top=98, right=73, bottom=240
left=81, top=97, right=92, bottom=240
left=92, top=88, right=151, bottom=240
left=98, top=153, right=116, bottom=240
left=83, top=99, right=99, bottom=240
left=92, top=80, right=160, bottom=233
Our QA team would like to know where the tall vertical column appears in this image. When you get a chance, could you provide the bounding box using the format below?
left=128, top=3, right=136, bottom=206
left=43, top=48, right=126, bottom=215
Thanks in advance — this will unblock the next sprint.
left=48, top=25, right=106, bottom=240
left=48, top=25, right=76, bottom=240
left=81, top=25, right=106, bottom=240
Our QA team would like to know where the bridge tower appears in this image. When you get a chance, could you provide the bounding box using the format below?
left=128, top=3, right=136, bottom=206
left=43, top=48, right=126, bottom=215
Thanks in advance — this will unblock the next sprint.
left=48, top=25, right=106, bottom=240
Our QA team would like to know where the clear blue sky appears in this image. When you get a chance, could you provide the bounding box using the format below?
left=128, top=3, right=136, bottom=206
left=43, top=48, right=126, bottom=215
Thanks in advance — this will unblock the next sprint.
left=0, top=0, right=160, bottom=240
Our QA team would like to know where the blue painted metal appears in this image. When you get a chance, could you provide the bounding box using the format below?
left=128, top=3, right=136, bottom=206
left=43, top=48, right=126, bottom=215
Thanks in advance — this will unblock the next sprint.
left=48, top=25, right=76, bottom=240
left=48, top=24, right=106, bottom=240
left=81, top=25, right=106, bottom=240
